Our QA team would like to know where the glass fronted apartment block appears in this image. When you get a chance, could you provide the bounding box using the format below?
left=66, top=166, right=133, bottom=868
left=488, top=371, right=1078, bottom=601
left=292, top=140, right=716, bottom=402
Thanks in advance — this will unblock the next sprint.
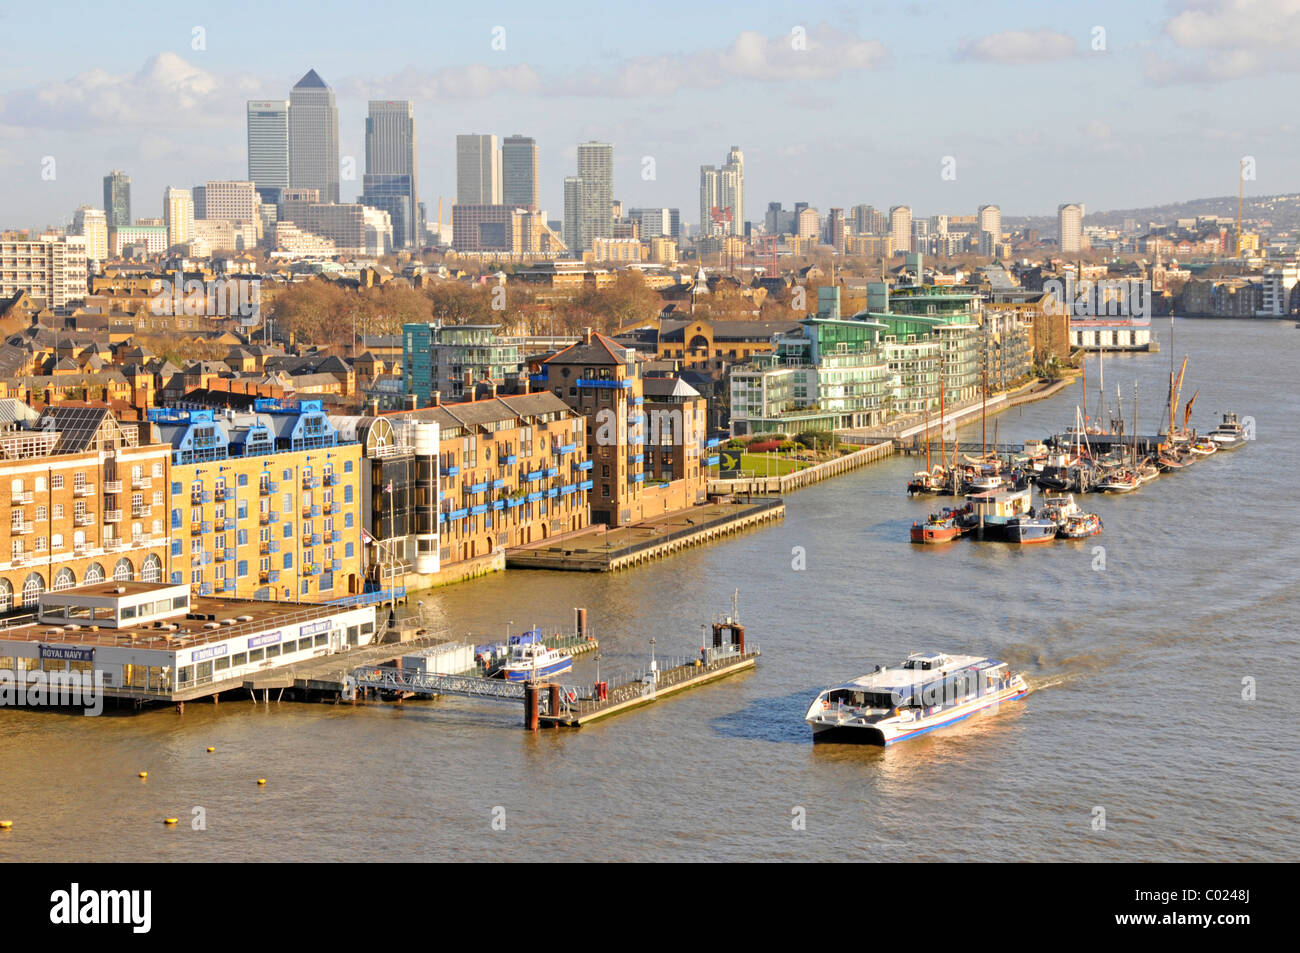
left=151, top=400, right=364, bottom=603
left=402, top=322, right=524, bottom=404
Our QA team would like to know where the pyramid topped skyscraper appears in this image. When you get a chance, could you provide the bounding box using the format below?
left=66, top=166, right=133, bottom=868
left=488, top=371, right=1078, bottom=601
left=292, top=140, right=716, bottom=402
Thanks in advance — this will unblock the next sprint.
left=289, top=69, right=339, bottom=203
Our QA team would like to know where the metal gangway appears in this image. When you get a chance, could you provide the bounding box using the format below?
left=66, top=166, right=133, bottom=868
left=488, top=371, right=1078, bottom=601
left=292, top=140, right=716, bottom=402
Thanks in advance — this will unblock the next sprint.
left=347, top=665, right=579, bottom=716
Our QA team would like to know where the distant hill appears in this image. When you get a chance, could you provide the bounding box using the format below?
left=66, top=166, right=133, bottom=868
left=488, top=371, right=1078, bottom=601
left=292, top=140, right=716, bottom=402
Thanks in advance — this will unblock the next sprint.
left=1006, top=193, right=1300, bottom=236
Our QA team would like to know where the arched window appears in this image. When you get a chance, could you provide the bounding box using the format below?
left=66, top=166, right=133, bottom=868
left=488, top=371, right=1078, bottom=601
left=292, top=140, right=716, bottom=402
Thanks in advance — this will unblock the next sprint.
left=113, top=558, right=134, bottom=582
left=83, top=563, right=105, bottom=585
left=52, top=567, right=75, bottom=591
left=141, top=553, right=162, bottom=583
left=21, top=572, right=45, bottom=608
left=0, top=578, right=12, bottom=612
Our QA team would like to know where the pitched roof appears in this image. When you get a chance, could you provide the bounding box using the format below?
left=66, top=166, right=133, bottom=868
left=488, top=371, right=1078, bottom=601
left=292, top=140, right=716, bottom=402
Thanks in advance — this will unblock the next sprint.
left=543, top=331, right=630, bottom=367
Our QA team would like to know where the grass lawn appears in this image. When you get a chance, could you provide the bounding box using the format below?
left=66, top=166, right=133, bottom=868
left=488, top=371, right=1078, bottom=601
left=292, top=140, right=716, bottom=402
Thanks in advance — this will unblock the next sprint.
left=734, top=452, right=811, bottom=476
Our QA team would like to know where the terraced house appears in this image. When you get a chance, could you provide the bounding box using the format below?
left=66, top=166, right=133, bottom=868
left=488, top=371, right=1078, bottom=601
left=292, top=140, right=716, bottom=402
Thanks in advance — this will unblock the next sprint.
left=151, top=399, right=364, bottom=602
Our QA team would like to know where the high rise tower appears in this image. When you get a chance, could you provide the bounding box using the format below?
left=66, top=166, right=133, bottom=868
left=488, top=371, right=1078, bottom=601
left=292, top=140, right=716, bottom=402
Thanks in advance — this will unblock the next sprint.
left=575, top=141, right=613, bottom=253
left=103, top=171, right=131, bottom=229
left=456, top=134, right=502, bottom=205
left=288, top=70, right=339, bottom=204
left=363, top=101, right=419, bottom=247
left=502, top=135, right=539, bottom=209
left=247, top=100, right=289, bottom=199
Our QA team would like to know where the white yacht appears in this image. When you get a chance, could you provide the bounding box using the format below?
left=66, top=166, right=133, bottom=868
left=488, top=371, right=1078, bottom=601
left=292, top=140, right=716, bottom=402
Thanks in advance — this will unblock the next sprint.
left=805, top=652, right=1028, bottom=745
left=499, top=629, right=573, bottom=682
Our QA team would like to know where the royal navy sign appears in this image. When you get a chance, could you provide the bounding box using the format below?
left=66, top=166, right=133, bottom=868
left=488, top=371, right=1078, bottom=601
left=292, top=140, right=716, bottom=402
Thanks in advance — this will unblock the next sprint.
left=39, top=645, right=95, bottom=663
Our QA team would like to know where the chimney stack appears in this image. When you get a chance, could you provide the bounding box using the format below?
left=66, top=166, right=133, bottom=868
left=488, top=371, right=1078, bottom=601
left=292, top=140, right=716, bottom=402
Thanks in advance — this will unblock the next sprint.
left=403, top=394, right=417, bottom=410
left=366, top=398, right=379, bottom=417
left=489, top=382, right=498, bottom=398
left=583, top=326, right=593, bottom=345
left=432, top=390, right=441, bottom=407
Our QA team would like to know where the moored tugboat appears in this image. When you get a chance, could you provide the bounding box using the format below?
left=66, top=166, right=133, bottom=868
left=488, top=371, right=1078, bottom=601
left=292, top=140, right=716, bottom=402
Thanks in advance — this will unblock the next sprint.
left=1058, top=512, right=1103, bottom=539
left=910, top=506, right=967, bottom=545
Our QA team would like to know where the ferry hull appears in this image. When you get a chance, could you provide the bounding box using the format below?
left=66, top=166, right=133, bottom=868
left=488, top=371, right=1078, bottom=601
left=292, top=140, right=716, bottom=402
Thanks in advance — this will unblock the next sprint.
left=808, top=687, right=1028, bottom=746
left=503, top=659, right=573, bottom=682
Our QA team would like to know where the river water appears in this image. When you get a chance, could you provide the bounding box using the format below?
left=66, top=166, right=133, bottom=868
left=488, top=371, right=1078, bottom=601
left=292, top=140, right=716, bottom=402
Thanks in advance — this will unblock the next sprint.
left=1, top=319, right=1296, bottom=862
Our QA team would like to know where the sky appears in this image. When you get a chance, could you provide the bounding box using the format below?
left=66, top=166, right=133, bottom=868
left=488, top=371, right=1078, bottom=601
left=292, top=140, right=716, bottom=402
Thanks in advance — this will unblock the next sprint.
left=1, top=0, right=1298, bottom=232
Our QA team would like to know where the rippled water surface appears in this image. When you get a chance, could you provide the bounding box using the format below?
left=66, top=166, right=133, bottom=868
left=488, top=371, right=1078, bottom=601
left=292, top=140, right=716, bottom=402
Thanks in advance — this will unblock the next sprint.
left=1, top=319, right=1296, bottom=862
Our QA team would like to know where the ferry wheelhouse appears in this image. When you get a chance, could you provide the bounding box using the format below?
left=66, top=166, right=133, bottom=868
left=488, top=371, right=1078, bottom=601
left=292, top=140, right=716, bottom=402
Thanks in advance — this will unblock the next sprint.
left=805, top=652, right=1028, bottom=745
left=500, top=628, right=573, bottom=682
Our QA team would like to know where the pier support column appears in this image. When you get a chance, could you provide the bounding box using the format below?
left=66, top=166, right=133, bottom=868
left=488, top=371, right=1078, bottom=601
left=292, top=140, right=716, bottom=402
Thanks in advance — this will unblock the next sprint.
left=524, top=683, right=539, bottom=731
left=548, top=684, right=562, bottom=722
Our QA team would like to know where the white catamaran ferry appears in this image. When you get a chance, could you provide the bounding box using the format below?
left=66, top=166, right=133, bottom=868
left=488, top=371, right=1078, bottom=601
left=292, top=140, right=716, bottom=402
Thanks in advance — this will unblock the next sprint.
left=805, top=652, right=1028, bottom=745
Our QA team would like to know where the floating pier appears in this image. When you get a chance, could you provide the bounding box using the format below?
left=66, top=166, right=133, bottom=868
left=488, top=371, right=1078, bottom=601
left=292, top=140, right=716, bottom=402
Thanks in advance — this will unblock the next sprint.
left=348, top=618, right=758, bottom=730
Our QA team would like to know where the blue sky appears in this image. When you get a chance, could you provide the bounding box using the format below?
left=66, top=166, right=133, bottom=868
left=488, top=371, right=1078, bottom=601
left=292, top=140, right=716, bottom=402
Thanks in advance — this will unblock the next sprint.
left=1, top=0, right=1297, bottom=230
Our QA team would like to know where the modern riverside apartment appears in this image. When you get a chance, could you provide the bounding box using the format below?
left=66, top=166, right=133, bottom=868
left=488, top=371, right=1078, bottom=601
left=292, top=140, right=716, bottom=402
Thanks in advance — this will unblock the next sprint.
left=150, top=399, right=364, bottom=603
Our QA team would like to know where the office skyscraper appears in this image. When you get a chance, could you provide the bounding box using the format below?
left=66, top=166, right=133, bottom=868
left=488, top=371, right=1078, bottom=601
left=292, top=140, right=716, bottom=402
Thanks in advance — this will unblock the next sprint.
left=457, top=134, right=502, bottom=205
left=103, top=171, right=131, bottom=229
left=575, top=141, right=613, bottom=253
left=363, top=101, right=419, bottom=248
left=502, top=135, right=539, bottom=209
left=288, top=70, right=339, bottom=204
left=247, top=100, right=289, bottom=200
left=70, top=206, right=108, bottom=262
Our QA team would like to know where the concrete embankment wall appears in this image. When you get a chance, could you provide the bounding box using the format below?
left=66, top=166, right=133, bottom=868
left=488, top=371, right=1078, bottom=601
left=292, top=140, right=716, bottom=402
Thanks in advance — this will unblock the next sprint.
left=707, top=441, right=893, bottom=497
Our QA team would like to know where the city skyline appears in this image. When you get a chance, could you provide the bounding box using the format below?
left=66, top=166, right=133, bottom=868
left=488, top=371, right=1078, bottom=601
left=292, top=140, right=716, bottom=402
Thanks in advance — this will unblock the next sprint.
left=0, top=1, right=1292, bottom=231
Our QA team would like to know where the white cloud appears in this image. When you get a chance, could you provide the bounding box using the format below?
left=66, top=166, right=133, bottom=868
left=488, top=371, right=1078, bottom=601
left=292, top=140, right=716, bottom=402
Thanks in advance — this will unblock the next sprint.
left=1149, top=1, right=1300, bottom=83
left=956, top=29, right=1078, bottom=63
left=0, top=53, right=260, bottom=132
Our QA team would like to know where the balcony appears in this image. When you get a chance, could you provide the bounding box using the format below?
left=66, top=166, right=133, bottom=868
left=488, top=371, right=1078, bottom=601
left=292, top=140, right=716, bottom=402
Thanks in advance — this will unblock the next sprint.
left=302, top=476, right=320, bottom=490
left=10, top=521, right=33, bottom=535
left=328, top=503, right=341, bottom=515
left=131, top=505, right=151, bottom=519
left=214, top=550, right=225, bottom=562
left=74, top=513, right=95, bottom=527
left=259, top=483, right=271, bottom=496
left=322, top=472, right=335, bottom=487
left=259, top=570, right=270, bottom=583
left=73, top=484, right=95, bottom=498
left=190, top=492, right=204, bottom=505
left=11, top=490, right=33, bottom=505
left=302, top=534, right=313, bottom=546
left=103, top=510, right=123, bottom=523
left=217, top=487, right=235, bottom=501
left=11, top=553, right=27, bottom=566
left=132, top=476, right=153, bottom=490
left=73, top=544, right=87, bottom=557
left=108, top=537, right=128, bottom=550
left=191, top=522, right=201, bottom=534
left=103, top=480, right=123, bottom=494
left=260, top=542, right=270, bottom=555
left=259, top=513, right=270, bottom=525
left=132, top=535, right=150, bottom=547
left=301, top=504, right=313, bottom=518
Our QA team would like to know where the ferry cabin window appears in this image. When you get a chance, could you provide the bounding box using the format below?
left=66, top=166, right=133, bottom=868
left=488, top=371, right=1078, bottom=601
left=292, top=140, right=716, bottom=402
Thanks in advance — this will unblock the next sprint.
left=314, top=633, right=328, bottom=647
left=232, top=653, right=247, bottom=667
left=215, top=657, right=230, bottom=672
left=248, top=648, right=264, bottom=663
left=265, top=644, right=281, bottom=658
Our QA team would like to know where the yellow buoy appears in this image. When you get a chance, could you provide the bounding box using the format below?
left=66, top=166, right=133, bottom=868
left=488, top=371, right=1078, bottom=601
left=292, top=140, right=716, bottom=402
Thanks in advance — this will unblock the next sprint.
left=206, top=746, right=214, bottom=753
left=0, top=820, right=12, bottom=830
left=163, top=818, right=178, bottom=825
left=138, top=771, right=148, bottom=779
left=256, top=778, right=266, bottom=785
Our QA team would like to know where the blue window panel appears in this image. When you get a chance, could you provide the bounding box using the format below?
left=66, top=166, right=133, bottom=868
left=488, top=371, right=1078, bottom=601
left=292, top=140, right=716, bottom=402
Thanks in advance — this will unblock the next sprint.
left=237, top=560, right=248, bottom=578
left=171, top=509, right=181, bottom=529
left=224, top=549, right=235, bottom=562
left=238, top=474, right=248, bottom=486
left=283, top=469, right=292, bottom=481
left=283, top=553, right=293, bottom=569
left=171, top=481, right=182, bottom=495
left=237, top=501, right=248, bottom=519
left=237, top=529, right=248, bottom=545
left=470, top=482, right=488, bottom=493
left=344, top=486, right=353, bottom=502
left=171, top=540, right=182, bottom=556
left=545, top=487, right=559, bottom=498
left=344, top=460, right=353, bottom=473
left=345, top=542, right=354, bottom=558
left=470, top=504, right=488, bottom=515
left=171, top=571, right=183, bottom=584
left=578, top=480, right=593, bottom=491
left=706, top=455, right=720, bottom=466
left=491, top=479, right=506, bottom=489
left=332, top=559, right=342, bottom=572
left=201, top=521, right=213, bottom=533
left=446, top=465, right=459, bottom=476
left=344, top=513, right=354, bottom=527
left=576, top=460, right=593, bottom=471
left=561, top=484, right=576, bottom=495
left=320, top=572, right=333, bottom=590
left=633, top=473, right=645, bottom=482
left=283, top=523, right=292, bottom=538
left=491, top=499, right=504, bottom=510
left=506, top=455, right=517, bottom=465
left=526, top=491, right=542, bottom=503
left=545, top=467, right=558, bottom=477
